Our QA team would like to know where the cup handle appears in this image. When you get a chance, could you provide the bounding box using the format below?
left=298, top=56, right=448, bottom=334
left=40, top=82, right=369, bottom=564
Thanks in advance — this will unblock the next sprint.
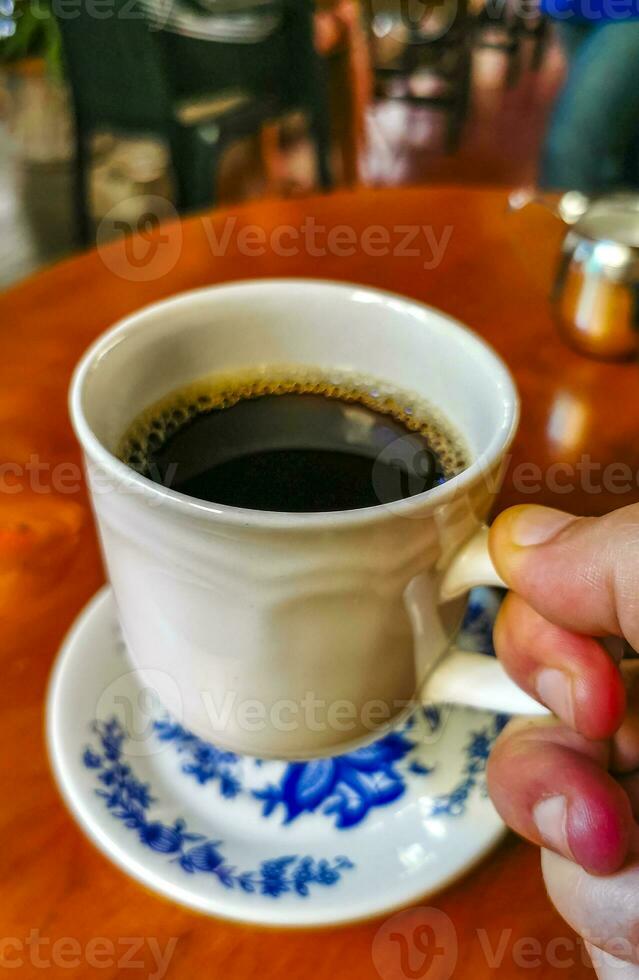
left=423, top=526, right=549, bottom=716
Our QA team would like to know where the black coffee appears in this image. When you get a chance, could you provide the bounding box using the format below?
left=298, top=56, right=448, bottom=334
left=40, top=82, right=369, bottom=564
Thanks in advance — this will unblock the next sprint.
left=120, top=374, right=468, bottom=513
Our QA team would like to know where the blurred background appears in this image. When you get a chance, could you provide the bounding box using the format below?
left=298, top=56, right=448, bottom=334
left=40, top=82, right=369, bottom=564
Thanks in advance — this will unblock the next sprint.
left=0, top=0, right=592, bottom=287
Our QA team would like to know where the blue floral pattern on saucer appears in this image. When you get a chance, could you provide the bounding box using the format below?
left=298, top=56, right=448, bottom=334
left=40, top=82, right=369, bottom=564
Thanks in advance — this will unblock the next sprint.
left=252, top=727, right=430, bottom=829
left=153, top=719, right=243, bottom=798
left=152, top=712, right=438, bottom=829
left=148, top=706, right=507, bottom=830
left=84, top=718, right=354, bottom=898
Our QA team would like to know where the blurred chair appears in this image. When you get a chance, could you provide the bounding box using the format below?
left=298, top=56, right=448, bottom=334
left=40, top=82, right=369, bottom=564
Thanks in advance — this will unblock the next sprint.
left=366, top=0, right=472, bottom=153
left=473, top=4, right=518, bottom=88
left=516, top=14, right=549, bottom=72
left=57, top=0, right=332, bottom=244
left=473, top=7, right=549, bottom=87
left=315, top=0, right=373, bottom=185
left=162, top=0, right=371, bottom=188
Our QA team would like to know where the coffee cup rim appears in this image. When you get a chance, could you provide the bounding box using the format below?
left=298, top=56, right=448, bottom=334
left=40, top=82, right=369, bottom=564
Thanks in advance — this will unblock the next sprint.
left=69, top=278, right=520, bottom=530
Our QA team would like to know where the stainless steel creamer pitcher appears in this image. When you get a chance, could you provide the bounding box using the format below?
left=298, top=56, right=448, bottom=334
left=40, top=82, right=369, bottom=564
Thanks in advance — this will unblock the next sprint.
left=510, top=189, right=639, bottom=360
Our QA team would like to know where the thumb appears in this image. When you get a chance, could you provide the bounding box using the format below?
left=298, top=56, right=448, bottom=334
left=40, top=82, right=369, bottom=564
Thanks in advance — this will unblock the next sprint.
left=489, top=504, right=639, bottom=647
left=541, top=849, right=639, bottom=975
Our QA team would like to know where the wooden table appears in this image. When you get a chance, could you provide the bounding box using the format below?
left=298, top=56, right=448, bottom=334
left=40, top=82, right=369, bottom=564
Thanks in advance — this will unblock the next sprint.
left=3, top=185, right=639, bottom=979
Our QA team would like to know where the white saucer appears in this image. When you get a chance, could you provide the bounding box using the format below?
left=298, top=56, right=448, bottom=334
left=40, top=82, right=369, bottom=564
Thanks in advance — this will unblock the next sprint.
left=47, top=586, right=508, bottom=927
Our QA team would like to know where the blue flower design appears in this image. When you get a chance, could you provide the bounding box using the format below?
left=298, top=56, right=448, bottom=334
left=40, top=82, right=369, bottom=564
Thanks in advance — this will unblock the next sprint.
left=83, top=748, right=101, bottom=768
left=428, top=713, right=509, bottom=816
left=153, top=719, right=242, bottom=798
left=152, top=708, right=441, bottom=830
left=83, top=718, right=354, bottom=898
left=253, top=728, right=430, bottom=829
left=178, top=841, right=224, bottom=873
left=139, top=819, right=204, bottom=853
left=457, top=586, right=504, bottom=657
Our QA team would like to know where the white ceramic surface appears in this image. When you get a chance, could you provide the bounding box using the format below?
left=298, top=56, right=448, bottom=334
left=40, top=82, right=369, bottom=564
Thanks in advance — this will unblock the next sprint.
left=47, top=586, right=508, bottom=927
left=69, top=279, right=521, bottom=758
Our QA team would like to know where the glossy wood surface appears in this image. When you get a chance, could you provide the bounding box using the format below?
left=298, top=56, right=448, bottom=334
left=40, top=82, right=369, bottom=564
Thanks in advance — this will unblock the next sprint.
left=2, top=186, right=638, bottom=978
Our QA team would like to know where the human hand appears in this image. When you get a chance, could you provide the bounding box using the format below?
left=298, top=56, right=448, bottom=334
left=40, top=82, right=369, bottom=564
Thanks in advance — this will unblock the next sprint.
left=487, top=504, right=639, bottom=978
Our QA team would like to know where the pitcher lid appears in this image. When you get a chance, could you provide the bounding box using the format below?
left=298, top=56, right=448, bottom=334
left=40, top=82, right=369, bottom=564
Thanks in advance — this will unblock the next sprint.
left=568, top=192, right=639, bottom=249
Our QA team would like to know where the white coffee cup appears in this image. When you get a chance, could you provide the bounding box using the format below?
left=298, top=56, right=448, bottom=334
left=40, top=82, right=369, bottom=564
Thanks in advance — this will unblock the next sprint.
left=70, top=279, right=545, bottom=760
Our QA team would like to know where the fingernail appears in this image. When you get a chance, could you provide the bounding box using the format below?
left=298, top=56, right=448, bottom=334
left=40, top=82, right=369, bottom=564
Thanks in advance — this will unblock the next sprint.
left=509, top=507, right=576, bottom=547
left=536, top=668, right=576, bottom=727
left=533, top=795, right=571, bottom=855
